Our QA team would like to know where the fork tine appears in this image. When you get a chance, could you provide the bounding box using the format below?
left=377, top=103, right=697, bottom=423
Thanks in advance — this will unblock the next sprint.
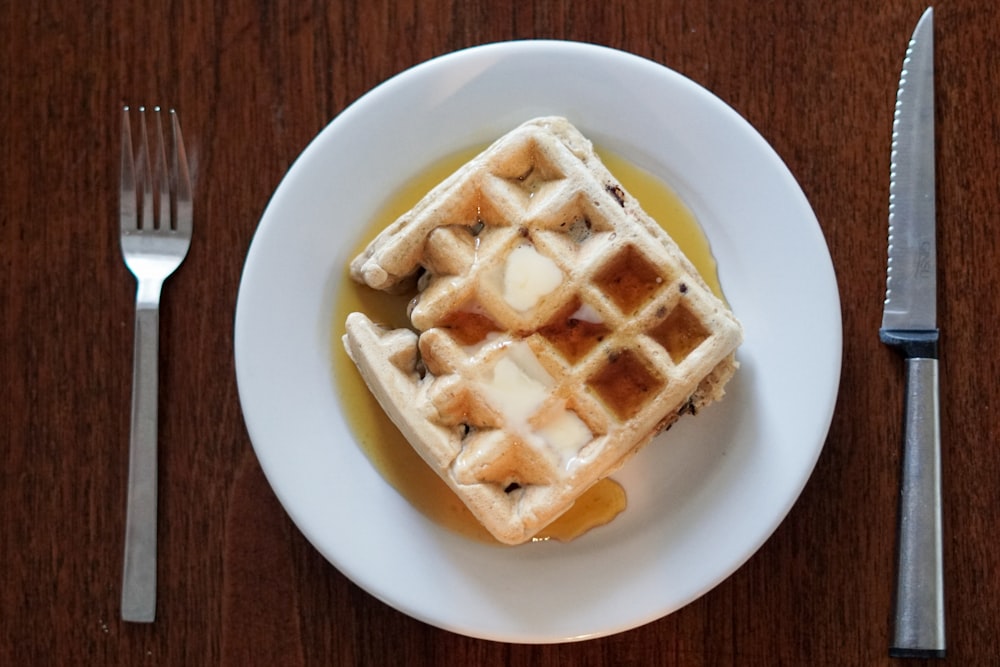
left=137, top=108, right=154, bottom=231
left=120, top=107, right=137, bottom=233
left=151, top=107, right=170, bottom=230
left=170, top=109, right=193, bottom=236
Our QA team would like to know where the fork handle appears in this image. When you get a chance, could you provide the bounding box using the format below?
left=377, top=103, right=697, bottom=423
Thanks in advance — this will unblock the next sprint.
left=121, top=303, right=159, bottom=622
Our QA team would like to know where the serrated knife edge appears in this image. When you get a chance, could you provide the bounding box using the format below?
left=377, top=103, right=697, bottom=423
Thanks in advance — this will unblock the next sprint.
left=882, top=7, right=936, bottom=336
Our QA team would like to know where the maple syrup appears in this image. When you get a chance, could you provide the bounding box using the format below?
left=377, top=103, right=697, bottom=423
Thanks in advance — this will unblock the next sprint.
left=538, top=297, right=610, bottom=363
left=332, top=144, right=723, bottom=545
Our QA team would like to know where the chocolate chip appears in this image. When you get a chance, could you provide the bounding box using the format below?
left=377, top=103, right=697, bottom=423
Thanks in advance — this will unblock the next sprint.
left=605, top=184, right=626, bottom=207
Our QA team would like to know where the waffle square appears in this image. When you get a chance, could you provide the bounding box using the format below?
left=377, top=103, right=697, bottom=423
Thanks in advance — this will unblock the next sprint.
left=343, top=117, right=743, bottom=545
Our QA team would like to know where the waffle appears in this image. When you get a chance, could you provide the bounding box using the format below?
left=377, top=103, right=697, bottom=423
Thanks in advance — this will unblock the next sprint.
left=343, top=117, right=743, bottom=545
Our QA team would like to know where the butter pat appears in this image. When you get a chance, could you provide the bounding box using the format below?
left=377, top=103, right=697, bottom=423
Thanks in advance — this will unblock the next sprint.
left=477, top=342, right=593, bottom=467
left=481, top=348, right=551, bottom=424
left=502, top=244, right=563, bottom=311
left=537, top=410, right=592, bottom=462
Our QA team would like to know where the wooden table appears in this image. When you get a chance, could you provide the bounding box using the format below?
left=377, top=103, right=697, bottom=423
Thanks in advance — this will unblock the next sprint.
left=4, top=1, right=999, bottom=664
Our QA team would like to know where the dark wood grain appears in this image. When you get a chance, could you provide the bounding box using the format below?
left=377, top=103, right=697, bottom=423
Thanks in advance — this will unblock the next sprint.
left=3, top=1, right=999, bottom=664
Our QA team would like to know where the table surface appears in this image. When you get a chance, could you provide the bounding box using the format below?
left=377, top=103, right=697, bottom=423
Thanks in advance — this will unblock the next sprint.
left=4, top=1, right=999, bottom=664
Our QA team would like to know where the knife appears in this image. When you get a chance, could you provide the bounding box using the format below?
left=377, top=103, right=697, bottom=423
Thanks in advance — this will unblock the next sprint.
left=879, top=7, right=945, bottom=659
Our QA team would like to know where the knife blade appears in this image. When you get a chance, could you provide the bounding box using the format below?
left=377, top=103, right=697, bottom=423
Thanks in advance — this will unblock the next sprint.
left=879, top=7, right=945, bottom=659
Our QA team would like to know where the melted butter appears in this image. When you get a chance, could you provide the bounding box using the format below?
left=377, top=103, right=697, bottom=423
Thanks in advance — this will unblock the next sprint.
left=502, top=243, right=563, bottom=311
left=479, top=343, right=551, bottom=425
left=536, top=409, right=593, bottom=462
left=333, top=143, right=724, bottom=545
left=473, top=341, right=592, bottom=468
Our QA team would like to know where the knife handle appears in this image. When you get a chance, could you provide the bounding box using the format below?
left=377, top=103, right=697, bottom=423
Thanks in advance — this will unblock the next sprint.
left=890, top=356, right=945, bottom=658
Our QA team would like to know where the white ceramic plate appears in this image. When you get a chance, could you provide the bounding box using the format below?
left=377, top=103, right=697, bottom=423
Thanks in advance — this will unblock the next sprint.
left=234, top=41, right=841, bottom=643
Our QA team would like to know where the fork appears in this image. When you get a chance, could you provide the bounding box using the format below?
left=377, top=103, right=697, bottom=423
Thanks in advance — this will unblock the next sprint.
left=119, top=106, right=192, bottom=622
